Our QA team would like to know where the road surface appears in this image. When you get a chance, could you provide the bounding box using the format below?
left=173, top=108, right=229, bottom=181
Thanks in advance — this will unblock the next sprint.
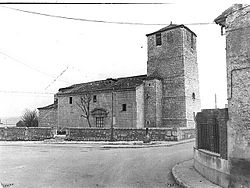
left=0, top=141, right=194, bottom=188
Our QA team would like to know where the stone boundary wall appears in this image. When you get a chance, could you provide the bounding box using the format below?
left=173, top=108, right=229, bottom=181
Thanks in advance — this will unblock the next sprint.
left=65, top=127, right=195, bottom=141
left=194, top=148, right=230, bottom=187
left=0, top=127, right=53, bottom=141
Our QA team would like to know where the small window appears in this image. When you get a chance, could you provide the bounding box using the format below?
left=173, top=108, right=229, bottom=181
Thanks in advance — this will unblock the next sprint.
left=93, top=95, right=97, bottom=102
left=122, top=104, right=127, bottom=111
left=156, top=33, right=162, bottom=46
left=192, top=93, right=196, bottom=100
left=96, top=117, right=104, bottom=127
left=69, top=97, right=73, bottom=104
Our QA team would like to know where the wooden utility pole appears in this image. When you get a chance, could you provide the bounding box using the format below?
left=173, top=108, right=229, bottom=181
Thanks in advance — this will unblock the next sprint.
left=215, top=93, right=218, bottom=109
left=110, top=90, right=114, bottom=141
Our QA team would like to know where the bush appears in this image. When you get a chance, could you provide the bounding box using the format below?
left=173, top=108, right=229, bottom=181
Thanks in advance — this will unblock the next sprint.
left=19, top=109, right=38, bottom=127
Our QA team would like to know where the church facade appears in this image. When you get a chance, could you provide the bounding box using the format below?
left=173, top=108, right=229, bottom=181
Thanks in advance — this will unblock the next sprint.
left=38, top=24, right=201, bottom=130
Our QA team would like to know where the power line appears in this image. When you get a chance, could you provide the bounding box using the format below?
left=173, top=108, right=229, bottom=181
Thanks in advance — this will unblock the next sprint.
left=0, top=50, right=71, bottom=84
left=0, top=90, right=54, bottom=95
left=0, top=2, right=174, bottom=4
left=45, top=66, right=69, bottom=90
left=0, top=5, right=215, bottom=26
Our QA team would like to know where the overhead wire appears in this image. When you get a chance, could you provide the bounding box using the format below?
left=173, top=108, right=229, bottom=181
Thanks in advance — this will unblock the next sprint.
left=45, top=66, right=69, bottom=90
left=0, top=2, right=174, bottom=4
left=0, top=90, right=54, bottom=95
left=0, top=50, right=71, bottom=84
left=0, top=5, right=215, bottom=26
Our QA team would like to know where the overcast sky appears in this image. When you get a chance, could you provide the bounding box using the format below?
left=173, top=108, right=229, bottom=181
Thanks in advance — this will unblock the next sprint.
left=0, top=0, right=247, bottom=118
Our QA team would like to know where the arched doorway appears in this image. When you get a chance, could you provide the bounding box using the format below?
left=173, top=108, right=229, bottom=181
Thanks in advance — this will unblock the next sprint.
left=91, top=108, right=108, bottom=128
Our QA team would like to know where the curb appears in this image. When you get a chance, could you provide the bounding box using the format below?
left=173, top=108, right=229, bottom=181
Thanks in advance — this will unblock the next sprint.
left=172, top=159, right=222, bottom=188
left=172, top=160, right=193, bottom=188
left=0, top=139, right=195, bottom=149
left=102, top=139, right=195, bottom=149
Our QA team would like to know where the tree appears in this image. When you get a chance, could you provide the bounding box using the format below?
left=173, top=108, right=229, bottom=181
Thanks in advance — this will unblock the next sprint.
left=16, top=120, right=25, bottom=127
left=76, top=93, right=92, bottom=127
left=18, top=109, right=38, bottom=127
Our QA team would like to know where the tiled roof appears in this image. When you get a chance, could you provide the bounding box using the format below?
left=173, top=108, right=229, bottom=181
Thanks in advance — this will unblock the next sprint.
left=214, top=4, right=246, bottom=27
left=38, top=101, right=58, bottom=110
left=56, top=75, right=148, bottom=95
left=146, top=24, right=197, bottom=37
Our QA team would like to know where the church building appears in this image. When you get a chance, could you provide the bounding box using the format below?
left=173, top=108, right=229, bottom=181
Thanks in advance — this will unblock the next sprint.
left=38, top=24, right=201, bottom=130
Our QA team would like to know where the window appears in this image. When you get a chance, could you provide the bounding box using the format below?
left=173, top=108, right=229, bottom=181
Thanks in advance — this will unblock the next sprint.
left=167, top=32, right=173, bottom=43
left=156, top=33, right=162, bottom=46
left=96, top=117, right=104, bottom=127
left=192, top=93, right=196, bottom=100
left=122, top=104, right=127, bottom=111
left=69, top=97, right=73, bottom=104
left=93, top=95, right=97, bottom=102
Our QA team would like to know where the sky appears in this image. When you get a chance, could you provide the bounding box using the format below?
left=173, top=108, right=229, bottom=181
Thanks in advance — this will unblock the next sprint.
left=0, top=0, right=247, bottom=119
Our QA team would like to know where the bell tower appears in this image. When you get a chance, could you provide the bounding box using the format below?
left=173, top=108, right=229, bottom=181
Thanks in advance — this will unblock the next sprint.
left=146, top=24, right=201, bottom=128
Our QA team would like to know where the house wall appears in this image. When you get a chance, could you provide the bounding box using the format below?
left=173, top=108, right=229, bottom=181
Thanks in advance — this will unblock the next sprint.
left=224, top=5, right=250, bottom=187
left=57, top=89, right=137, bottom=128
left=38, top=108, right=58, bottom=128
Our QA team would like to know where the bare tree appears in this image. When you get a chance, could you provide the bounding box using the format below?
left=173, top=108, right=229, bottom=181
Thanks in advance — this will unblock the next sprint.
left=76, top=93, right=92, bottom=127
left=18, top=109, right=38, bottom=127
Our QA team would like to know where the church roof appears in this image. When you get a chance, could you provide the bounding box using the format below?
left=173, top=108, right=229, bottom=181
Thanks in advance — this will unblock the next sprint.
left=146, top=24, right=197, bottom=37
left=37, top=100, right=58, bottom=110
left=56, top=74, right=148, bottom=95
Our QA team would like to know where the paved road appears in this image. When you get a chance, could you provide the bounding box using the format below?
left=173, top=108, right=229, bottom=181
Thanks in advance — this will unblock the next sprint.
left=0, top=142, right=194, bottom=188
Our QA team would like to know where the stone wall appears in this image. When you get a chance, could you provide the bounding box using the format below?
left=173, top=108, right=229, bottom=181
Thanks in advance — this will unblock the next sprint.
left=38, top=108, right=58, bottom=128
left=194, top=148, right=230, bottom=187
left=144, top=79, right=162, bottom=128
left=58, top=89, right=137, bottom=129
left=136, top=84, right=144, bottom=128
left=214, top=4, right=250, bottom=187
left=65, top=127, right=194, bottom=141
left=0, top=127, right=53, bottom=141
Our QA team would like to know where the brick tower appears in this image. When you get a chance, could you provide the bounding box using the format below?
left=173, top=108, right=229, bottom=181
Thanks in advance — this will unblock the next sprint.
left=146, top=24, right=201, bottom=128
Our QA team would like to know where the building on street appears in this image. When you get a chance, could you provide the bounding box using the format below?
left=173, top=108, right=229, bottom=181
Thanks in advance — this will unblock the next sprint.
left=38, top=24, right=201, bottom=130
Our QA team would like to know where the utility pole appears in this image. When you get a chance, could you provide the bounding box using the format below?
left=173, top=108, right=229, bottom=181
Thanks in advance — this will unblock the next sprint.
left=215, top=93, right=218, bottom=109
left=110, top=89, right=114, bottom=141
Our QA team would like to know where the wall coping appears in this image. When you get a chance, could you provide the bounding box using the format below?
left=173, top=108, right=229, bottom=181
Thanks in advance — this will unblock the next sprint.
left=65, top=127, right=179, bottom=130
left=197, top=148, right=221, bottom=158
left=0, top=127, right=52, bottom=129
